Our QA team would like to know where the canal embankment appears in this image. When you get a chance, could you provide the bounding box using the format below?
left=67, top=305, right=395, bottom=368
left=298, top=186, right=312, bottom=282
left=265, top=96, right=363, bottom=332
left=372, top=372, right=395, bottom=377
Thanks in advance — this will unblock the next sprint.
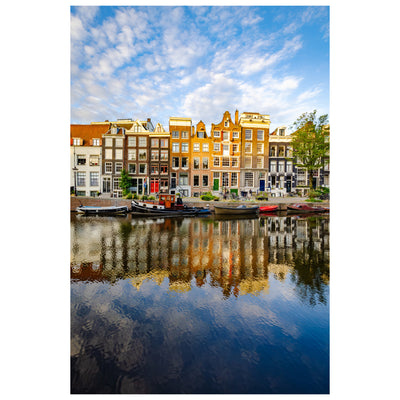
left=71, top=196, right=329, bottom=212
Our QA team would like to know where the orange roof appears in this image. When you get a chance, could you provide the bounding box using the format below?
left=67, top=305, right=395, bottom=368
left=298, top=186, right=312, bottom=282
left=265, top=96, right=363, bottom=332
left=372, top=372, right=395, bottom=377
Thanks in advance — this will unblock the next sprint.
left=70, top=124, right=110, bottom=145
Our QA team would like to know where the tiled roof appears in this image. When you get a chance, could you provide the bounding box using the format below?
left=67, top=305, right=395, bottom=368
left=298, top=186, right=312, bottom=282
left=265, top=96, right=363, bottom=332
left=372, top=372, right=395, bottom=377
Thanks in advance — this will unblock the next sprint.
left=70, top=124, right=110, bottom=145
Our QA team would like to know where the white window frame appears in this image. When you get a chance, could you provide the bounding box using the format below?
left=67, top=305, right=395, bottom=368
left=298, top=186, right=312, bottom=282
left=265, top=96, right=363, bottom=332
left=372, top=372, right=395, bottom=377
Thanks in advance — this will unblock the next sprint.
left=245, top=129, right=252, bottom=140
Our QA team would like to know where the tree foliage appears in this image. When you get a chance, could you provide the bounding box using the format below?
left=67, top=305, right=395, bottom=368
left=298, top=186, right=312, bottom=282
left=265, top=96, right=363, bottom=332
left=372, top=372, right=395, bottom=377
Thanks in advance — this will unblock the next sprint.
left=119, top=169, right=131, bottom=196
left=290, top=110, right=330, bottom=189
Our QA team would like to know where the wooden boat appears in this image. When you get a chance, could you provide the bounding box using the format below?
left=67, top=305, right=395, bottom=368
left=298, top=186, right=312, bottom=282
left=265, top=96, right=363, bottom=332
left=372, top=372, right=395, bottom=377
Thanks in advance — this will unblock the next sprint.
left=259, top=205, right=279, bottom=213
left=131, top=194, right=211, bottom=217
left=213, top=205, right=259, bottom=216
left=76, top=205, right=129, bottom=215
left=286, top=204, right=328, bottom=214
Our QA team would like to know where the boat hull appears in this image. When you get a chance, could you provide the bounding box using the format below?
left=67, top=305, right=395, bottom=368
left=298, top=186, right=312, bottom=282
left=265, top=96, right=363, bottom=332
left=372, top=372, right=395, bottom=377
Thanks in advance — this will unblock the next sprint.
left=76, top=206, right=129, bottom=215
left=213, top=205, right=259, bottom=216
left=259, top=205, right=279, bottom=213
left=286, top=204, right=328, bottom=214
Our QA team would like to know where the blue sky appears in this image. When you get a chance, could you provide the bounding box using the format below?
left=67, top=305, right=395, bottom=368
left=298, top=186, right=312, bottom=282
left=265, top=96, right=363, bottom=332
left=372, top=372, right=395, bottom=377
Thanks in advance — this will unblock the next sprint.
left=71, top=5, right=329, bottom=132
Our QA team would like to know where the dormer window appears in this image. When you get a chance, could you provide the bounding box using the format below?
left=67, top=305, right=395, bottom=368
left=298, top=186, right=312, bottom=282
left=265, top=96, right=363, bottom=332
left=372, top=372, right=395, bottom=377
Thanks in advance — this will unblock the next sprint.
left=224, top=120, right=229, bottom=127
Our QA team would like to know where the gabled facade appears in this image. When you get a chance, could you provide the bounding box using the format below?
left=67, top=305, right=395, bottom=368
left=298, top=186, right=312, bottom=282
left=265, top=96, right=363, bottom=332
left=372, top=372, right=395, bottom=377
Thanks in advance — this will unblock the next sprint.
left=190, top=121, right=213, bottom=197
left=268, top=126, right=295, bottom=196
left=169, top=117, right=192, bottom=197
left=70, top=124, right=108, bottom=196
left=210, top=111, right=241, bottom=195
left=239, top=111, right=270, bottom=195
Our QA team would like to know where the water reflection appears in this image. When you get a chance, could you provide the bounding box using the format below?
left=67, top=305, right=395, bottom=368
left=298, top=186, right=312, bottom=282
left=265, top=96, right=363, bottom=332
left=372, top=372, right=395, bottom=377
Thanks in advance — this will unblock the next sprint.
left=71, top=214, right=329, bottom=303
left=71, top=214, right=329, bottom=394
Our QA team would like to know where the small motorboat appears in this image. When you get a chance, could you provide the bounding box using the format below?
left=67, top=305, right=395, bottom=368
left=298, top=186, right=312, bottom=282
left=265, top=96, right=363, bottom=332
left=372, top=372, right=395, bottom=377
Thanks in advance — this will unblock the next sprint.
left=76, top=205, right=129, bottom=215
left=259, top=205, right=279, bottom=213
left=213, top=205, right=259, bottom=216
left=286, top=204, right=328, bottom=214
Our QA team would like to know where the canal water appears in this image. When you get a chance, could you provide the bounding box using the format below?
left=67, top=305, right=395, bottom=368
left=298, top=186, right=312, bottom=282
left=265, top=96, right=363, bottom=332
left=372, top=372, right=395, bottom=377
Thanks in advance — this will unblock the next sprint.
left=71, top=213, right=329, bottom=394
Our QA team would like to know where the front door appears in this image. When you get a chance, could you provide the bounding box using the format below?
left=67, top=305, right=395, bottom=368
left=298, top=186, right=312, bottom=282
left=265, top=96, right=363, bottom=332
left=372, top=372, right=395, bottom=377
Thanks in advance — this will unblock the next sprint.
left=102, top=177, right=111, bottom=193
left=286, top=179, right=291, bottom=192
left=213, top=179, right=219, bottom=191
left=259, top=179, right=265, bottom=192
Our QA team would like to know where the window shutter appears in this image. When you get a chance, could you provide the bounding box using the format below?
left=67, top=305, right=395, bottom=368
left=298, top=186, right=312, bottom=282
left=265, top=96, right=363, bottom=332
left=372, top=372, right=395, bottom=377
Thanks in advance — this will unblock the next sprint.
left=90, top=139, right=93, bottom=146
left=99, top=139, right=102, bottom=146
left=70, top=138, right=73, bottom=145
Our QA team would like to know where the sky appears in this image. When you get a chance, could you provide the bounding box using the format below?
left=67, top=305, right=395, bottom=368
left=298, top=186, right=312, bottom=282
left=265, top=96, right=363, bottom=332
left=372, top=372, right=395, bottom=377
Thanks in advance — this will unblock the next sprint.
left=70, top=5, right=329, bottom=133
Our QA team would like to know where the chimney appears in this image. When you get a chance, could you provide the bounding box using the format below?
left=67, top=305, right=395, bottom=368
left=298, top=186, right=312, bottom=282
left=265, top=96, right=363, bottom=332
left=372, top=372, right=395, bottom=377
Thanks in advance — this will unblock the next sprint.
left=235, top=110, right=239, bottom=125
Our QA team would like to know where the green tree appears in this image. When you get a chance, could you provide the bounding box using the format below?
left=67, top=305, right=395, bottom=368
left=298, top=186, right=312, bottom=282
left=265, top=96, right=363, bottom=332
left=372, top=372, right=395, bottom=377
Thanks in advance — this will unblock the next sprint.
left=290, top=110, right=330, bottom=191
left=119, top=168, right=131, bottom=196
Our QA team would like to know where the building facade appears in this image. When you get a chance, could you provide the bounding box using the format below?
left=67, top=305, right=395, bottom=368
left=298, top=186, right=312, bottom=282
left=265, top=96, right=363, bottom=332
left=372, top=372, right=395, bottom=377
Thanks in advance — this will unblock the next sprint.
left=70, top=124, right=108, bottom=196
left=210, top=111, right=241, bottom=196
left=239, top=112, right=270, bottom=196
left=169, top=117, right=192, bottom=197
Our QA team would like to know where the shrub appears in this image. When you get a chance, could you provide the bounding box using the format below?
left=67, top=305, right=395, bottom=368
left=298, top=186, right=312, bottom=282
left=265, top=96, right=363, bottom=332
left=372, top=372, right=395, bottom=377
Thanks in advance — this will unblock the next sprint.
left=125, top=193, right=133, bottom=199
left=148, top=196, right=155, bottom=201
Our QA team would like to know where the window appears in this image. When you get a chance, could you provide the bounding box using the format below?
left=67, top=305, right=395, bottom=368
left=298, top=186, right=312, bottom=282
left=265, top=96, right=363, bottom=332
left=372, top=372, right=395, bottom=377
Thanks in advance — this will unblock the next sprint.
left=138, top=149, right=147, bottom=160
left=128, top=164, right=136, bottom=174
left=202, top=143, right=209, bottom=152
left=151, top=150, right=159, bottom=161
left=115, top=162, right=123, bottom=173
left=232, top=144, right=238, bottom=153
left=105, top=162, right=112, bottom=174
left=257, top=130, right=264, bottom=141
left=92, top=138, right=100, bottom=146
left=90, top=172, right=99, bottom=186
left=286, top=146, right=292, bottom=157
left=245, top=129, right=252, bottom=140
left=222, top=157, right=230, bottom=167
left=279, top=128, right=285, bottom=136
left=257, top=143, right=264, bottom=154
left=115, top=149, right=123, bottom=159
left=193, top=143, right=200, bottom=152
left=233, top=131, right=239, bottom=139
left=161, top=179, right=168, bottom=190
left=245, top=172, right=253, bottom=187
left=151, top=139, right=159, bottom=147
left=181, top=142, right=189, bottom=152
left=193, top=175, right=200, bottom=187
left=278, top=146, right=285, bottom=157
left=171, top=131, right=179, bottom=139
left=151, top=165, right=159, bottom=174
left=222, top=172, right=229, bottom=187
left=257, top=157, right=264, bottom=169
left=138, top=137, right=147, bottom=147
left=202, top=157, right=209, bottom=169
left=193, top=157, right=200, bottom=169
left=179, top=173, right=188, bottom=185
left=160, top=139, right=168, bottom=148
left=224, top=120, right=229, bottom=127
left=202, top=175, right=208, bottom=186
left=245, top=143, right=252, bottom=153
left=213, top=143, right=220, bottom=152
left=172, top=157, right=179, bottom=168
left=213, top=157, right=220, bottom=167
left=139, top=164, right=146, bottom=174
left=128, top=137, right=136, bottom=147
left=181, top=157, right=188, bottom=168
left=245, top=156, right=252, bottom=168
left=213, top=131, right=220, bottom=138
left=77, top=172, right=85, bottom=186
left=72, top=138, right=81, bottom=146
left=128, top=149, right=136, bottom=161
left=270, top=161, right=277, bottom=172
left=105, top=137, right=113, bottom=147
left=223, top=144, right=229, bottom=156
left=287, top=161, right=293, bottom=173
left=197, top=131, right=204, bottom=138
left=270, top=146, right=276, bottom=157
left=113, top=177, right=120, bottom=190
left=223, top=131, right=229, bottom=141
left=161, top=165, right=168, bottom=174
left=77, top=155, right=86, bottom=165
left=231, top=157, right=238, bottom=167
left=160, top=150, right=168, bottom=161
left=278, top=161, right=285, bottom=172
left=89, top=155, right=99, bottom=166
left=181, top=131, right=189, bottom=139
left=231, top=172, right=238, bottom=186
left=115, top=138, right=123, bottom=147
left=172, top=142, right=179, bottom=152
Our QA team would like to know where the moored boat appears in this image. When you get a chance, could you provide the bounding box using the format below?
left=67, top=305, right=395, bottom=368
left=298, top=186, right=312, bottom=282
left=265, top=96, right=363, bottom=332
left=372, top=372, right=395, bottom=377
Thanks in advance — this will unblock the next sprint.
left=76, top=205, right=129, bottom=215
left=259, top=205, right=279, bottom=213
left=286, top=204, right=328, bottom=214
left=213, top=205, right=259, bottom=216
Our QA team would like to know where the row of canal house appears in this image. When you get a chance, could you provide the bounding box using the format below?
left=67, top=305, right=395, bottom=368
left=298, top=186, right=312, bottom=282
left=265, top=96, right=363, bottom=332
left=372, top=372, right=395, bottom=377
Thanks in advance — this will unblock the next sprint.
left=70, top=110, right=329, bottom=198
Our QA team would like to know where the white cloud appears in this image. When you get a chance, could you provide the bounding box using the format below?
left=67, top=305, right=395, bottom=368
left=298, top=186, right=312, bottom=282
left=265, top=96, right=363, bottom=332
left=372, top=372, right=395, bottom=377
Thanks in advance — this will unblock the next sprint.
left=297, top=87, right=322, bottom=102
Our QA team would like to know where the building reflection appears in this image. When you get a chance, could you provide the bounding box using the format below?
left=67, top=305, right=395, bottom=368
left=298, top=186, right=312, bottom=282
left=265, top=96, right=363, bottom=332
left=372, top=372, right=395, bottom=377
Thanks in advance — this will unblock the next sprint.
left=71, top=214, right=329, bottom=301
